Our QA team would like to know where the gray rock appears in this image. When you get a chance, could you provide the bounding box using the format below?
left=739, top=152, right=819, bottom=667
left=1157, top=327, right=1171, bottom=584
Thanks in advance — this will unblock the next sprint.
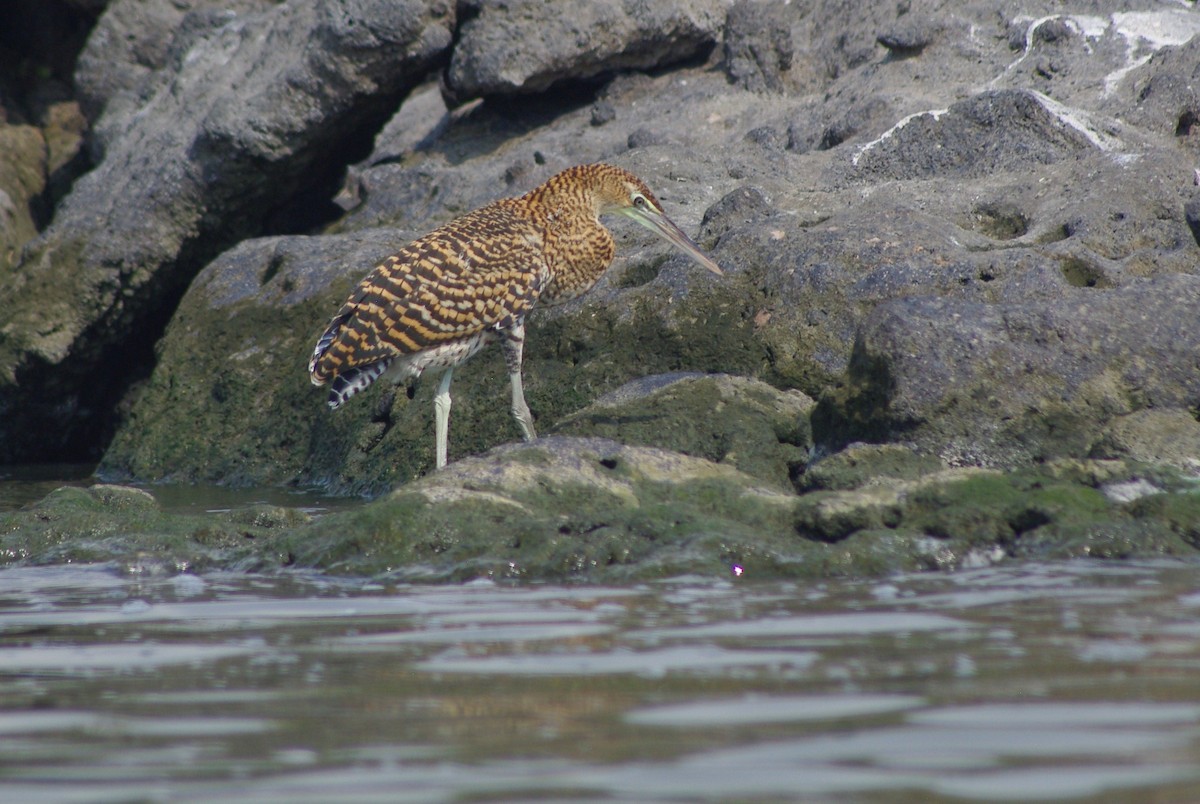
left=790, top=94, right=892, bottom=153
left=723, top=0, right=794, bottom=92
left=847, top=89, right=1103, bottom=181
left=699, top=185, right=775, bottom=240
left=0, top=0, right=1185, bottom=484
left=590, top=100, right=617, bottom=126
left=1113, top=34, right=1200, bottom=140
left=7, top=0, right=1200, bottom=578
left=75, top=0, right=278, bottom=155
left=445, top=0, right=728, bottom=100
left=823, top=275, right=1200, bottom=468
left=0, top=0, right=454, bottom=461
left=94, top=1, right=1200, bottom=489
left=876, top=15, right=941, bottom=56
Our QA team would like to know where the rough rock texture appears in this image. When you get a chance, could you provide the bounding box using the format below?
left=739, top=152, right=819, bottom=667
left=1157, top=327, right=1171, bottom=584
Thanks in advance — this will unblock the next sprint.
left=723, top=0, right=796, bottom=93
left=552, top=373, right=813, bottom=489
left=446, top=0, right=729, bottom=100
left=92, top=0, right=1200, bottom=496
left=0, top=483, right=306, bottom=573
left=0, top=123, right=47, bottom=269
left=280, top=441, right=1200, bottom=580
left=287, top=437, right=805, bottom=580
left=821, top=275, right=1200, bottom=468
left=0, top=0, right=454, bottom=461
left=7, top=448, right=1195, bottom=581
left=846, top=89, right=1105, bottom=181
left=73, top=0, right=279, bottom=154
left=100, top=228, right=432, bottom=490
left=0, top=3, right=91, bottom=272
left=4, top=0, right=1200, bottom=579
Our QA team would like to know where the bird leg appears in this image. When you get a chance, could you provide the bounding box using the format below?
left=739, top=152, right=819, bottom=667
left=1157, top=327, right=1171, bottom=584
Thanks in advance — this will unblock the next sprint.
left=434, top=367, right=454, bottom=469
left=502, top=325, right=537, bottom=441
left=509, top=370, right=536, bottom=441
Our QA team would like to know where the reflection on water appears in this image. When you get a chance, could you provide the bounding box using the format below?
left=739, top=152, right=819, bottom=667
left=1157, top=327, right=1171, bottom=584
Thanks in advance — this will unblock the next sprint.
left=0, top=560, right=1198, bottom=801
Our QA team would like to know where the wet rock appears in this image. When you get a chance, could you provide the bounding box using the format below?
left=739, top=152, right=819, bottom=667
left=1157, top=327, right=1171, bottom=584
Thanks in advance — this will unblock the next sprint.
left=8, top=454, right=1200, bottom=581
left=97, top=1, right=1200, bottom=497
left=102, top=64, right=768, bottom=493
left=0, top=483, right=305, bottom=571
left=285, top=436, right=796, bottom=583
left=1127, top=491, right=1200, bottom=549
left=445, top=0, right=727, bottom=100
left=1092, top=410, right=1200, bottom=473
left=284, top=437, right=841, bottom=581
left=1, top=0, right=1197, bottom=580
left=794, top=459, right=1198, bottom=566
left=798, top=443, right=946, bottom=492
left=286, top=444, right=1197, bottom=581
left=552, top=373, right=814, bottom=489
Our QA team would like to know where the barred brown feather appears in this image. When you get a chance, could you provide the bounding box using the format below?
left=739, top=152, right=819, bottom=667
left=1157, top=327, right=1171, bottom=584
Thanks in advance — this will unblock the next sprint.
left=309, top=162, right=723, bottom=467
left=309, top=202, right=549, bottom=392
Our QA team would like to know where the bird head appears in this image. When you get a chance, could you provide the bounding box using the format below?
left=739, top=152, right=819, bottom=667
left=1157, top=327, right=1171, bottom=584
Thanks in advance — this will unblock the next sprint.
left=595, top=166, right=725, bottom=276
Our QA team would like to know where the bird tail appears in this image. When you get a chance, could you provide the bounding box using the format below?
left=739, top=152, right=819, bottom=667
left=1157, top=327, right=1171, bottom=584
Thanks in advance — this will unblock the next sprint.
left=309, top=312, right=350, bottom=380
left=326, top=360, right=392, bottom=410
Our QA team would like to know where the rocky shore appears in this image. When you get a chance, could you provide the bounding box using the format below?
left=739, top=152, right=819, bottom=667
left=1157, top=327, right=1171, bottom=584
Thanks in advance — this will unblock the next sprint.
left=1, top=0, right=1199, bottom=579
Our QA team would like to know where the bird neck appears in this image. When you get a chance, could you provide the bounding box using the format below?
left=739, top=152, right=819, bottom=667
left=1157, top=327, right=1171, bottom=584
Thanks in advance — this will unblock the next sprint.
left=520, top=171, right=616, bottom=304
left=524, top=175, right=602, bottom=231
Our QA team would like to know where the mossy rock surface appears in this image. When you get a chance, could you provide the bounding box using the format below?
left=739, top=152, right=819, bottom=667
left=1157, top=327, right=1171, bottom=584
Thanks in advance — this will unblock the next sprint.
left=792, top=459, right=1200, bottom=567
left=284, top=437, right=811, bottom=582
left=284, top=445, right=1200, bottom=581
left=9, top=449, right=1200, bottom=583
left=799, top=443, right=947, bottom=491
left=98, top=217, right=779, bottom=496
left=0, top=483, right=303, bottom=573
left=552, top=373, right=814, bottom=490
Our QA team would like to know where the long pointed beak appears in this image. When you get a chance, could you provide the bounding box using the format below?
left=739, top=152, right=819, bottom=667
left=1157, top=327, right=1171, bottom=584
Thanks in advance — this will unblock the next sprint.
left=623, top=206, right=724, bottom=276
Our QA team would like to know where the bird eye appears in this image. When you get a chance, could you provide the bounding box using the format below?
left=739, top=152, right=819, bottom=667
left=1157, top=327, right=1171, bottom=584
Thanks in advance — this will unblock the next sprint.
left=632, top=194, right=647, bottom=207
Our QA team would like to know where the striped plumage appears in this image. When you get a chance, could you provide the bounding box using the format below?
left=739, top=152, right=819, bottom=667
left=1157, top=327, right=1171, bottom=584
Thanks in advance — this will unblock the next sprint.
left=309, top=202, right=547, bottom=408
left=309, top=163, right=723, bottom=469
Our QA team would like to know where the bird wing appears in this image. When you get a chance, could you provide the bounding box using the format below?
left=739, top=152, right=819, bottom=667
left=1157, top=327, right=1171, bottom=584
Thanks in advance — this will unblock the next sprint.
left=309, top=203, right=548, bottom=385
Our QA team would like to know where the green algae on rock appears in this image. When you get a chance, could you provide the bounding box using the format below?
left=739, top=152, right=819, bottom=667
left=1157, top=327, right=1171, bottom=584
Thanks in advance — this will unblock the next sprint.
left=0, top=484, right=304, bottom=573
left=552, top=373, right=814, bottom=490
left=793, top=459, right=1200, bottom=567
left=4, top=452, right=1200, bottom=581
left=283, top=437, right=808, bottom=582
left=282, top=442, right=1200, bottom=582
left=100, top=217, right=778, bottom=496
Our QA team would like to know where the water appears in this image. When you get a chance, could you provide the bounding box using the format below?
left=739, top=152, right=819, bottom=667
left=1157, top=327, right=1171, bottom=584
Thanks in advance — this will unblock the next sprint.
left=1, top=561, right=1199, bottom=801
